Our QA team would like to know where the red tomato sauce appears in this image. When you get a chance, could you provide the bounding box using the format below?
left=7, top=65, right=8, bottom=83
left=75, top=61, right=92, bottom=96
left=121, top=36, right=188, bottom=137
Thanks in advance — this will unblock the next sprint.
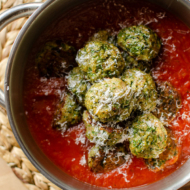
left=23, top=0, right=190, bottom=188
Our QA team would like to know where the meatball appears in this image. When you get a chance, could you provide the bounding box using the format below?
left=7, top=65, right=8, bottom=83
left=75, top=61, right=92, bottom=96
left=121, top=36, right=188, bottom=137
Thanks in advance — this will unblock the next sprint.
left=85, top=78, right=133, bottom=123
left=76, top=41, right=125, bottom=82
left=83, top=111, right=128, bottom=146
left=89, top=30, right=110, bottom=42
left=117, top=25, right=161, bottom=61
left=122, top=52, right=151, bottom=73
left=145, top=129, right=179, bottom=171
left=129, top=113, right=167, bottom=159
left=67, top=67, right=90, bottom=105
left=36, top=40, right=76, bottom=77
left=88, top=144, right=128, bottom=173
left=121, top=68, right=157, bottom=112
left=53, top=93, right=82, bottom=131
left=89, top=30, right=118, bottom=47
left=152, top=81, right=181, bottom=126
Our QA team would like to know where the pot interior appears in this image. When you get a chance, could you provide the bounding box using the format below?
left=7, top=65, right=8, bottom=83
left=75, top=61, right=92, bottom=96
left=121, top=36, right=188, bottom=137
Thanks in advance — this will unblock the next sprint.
left=5, top=0, right=190, bottom=189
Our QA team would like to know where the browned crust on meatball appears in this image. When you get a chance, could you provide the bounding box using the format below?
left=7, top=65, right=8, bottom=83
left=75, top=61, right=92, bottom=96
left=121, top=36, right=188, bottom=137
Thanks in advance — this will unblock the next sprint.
left=152, top=81, right=181, bottom=125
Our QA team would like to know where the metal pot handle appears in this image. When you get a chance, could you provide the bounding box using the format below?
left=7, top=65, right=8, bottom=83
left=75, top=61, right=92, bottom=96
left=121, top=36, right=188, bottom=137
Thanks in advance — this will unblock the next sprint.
left=0, top=3, right=43, bottom=109
left=0, top=3, right=42, bottom=31
left=0, top=89, right=5, bottom=109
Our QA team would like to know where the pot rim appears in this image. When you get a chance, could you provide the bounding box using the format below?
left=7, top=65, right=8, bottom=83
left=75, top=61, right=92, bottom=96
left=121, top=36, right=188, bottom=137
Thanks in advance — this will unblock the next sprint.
left=4, top=0, right=190, bottom=189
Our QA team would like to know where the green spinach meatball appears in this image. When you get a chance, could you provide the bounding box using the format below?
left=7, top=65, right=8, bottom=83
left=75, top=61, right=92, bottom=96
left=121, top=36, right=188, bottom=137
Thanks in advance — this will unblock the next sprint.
left=89, top=30, right=110, bottom=42
left=76, top=41, right=125, bottom=82
left=121, top=68, right=157, bottom=112
left=117, top=25, right=161, bottom=61
left=88, top=144, right=128, bottom=173
left=36, top=40, right=76, bottom=77
left=53, top=93, right=82, bottom=131
left=85, top=78, right=133, bottom=123
left=89, top=30, right=117, bottom=46
left=129, top=113, right=167, bottom=159
left=145, top=129, right=179, bottom=171
left=122, top=52, right=151, bottom=73
left=67, top=67, right=90, bottom=105
left=152, top=81, right=181, bottom=126
left=83, top=111, right=128, bottom=146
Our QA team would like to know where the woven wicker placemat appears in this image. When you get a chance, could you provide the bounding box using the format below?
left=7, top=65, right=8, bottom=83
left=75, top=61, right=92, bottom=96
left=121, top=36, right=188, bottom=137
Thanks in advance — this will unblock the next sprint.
left=0, top=0, right=190, bottom=190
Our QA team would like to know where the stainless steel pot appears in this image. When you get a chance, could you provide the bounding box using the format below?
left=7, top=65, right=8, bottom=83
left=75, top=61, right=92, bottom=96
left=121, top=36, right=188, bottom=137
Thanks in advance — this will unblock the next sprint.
left=0, top=0, right=190, bottom=189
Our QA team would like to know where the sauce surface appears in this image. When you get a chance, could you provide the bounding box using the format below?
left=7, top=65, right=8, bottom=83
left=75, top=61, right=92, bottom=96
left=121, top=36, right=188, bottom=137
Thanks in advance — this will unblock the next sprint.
left=23, top=0, right=190, bottom=188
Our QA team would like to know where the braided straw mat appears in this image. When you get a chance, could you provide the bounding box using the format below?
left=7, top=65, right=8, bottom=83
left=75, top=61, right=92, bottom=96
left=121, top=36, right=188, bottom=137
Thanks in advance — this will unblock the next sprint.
left=0, top=0, right=190, bottom=190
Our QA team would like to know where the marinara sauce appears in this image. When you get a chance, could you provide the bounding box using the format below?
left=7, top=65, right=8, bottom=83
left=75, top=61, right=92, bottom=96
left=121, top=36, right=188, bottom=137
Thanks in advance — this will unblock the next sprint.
left=23, top=0, right=190, bottom=188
